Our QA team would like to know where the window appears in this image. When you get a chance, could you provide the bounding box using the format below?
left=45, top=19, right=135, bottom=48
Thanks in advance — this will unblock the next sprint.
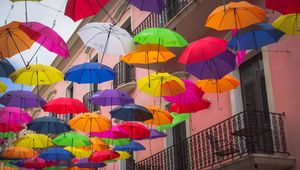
left=66, top=83, right=74, bottom=121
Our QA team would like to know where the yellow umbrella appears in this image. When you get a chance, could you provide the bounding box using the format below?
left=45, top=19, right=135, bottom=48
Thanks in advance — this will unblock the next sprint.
left=273, top=14, right=300, bottom=35
left=114, top=151, right=131, bottom=160
left=78, top=137, right=110, bottom=151
left=1, top=146, right=38, bottom=159
left=9, top=64, right=64, bottom=86
left=0, top=81, right=7, bottom=93
left=144, top=106, right=173, bottom=126
left=64, top=147, right=91, bottom=158
left=69, top=113, right=111, bottom=133
left=13, top=133, right=53, bottom=148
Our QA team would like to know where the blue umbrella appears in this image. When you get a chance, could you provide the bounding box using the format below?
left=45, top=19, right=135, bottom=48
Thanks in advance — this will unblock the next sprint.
left=27, top=116, right=71, bottom=134
left=10, top=159, right=26, bottom=167
left=113, top=141, right=145, bottom=152
left=227, top=23, right=285, bottom=50
left=110, top=104, right=153, bottom=122
left=39, top=148, right=75, bottom=161
left=0, top=59, right=15, bottom=78
left=64, top=62, right=116, bottom=84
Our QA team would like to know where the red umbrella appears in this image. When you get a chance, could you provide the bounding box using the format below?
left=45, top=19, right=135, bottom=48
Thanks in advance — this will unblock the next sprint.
left=0, top=123, right=24, bottom=132
left=89, top=150, right=119, bottom=162
left=169, top=99, right=211, bottom=113
left=265, top=0, right=300, bottom=14
left=43, top=98, right=88, bottom=114
left=178, top=36, right=227, bottom=64
left=24, top=157, right=55, bottom=169
left=117, top=122, right=150, bottom=139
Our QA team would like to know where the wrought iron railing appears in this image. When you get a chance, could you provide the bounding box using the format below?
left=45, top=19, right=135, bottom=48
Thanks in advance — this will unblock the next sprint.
left=134, top=110, right=288, bottom=170
left=131, top=0, right=192, bottom=35
left=83, top=90, right=100, bottom=112
left=113, top=61, right=135, bottom=89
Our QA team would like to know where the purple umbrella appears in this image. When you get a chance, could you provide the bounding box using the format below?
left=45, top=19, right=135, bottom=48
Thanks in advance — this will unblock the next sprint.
left=75, top=158, right=106, bottom=168
left=137, top=129, right=167, bottom=140
left=89, top=89, right=134, bottom=106
left=91, top=126, right=129, bottom=139
left=20, top=22, right=69, bottom=58
left=128, top=0, right=165, bottom=14
left=0, top=90, right=46, bottom=108
left=186, top=50, right=236, bottom=80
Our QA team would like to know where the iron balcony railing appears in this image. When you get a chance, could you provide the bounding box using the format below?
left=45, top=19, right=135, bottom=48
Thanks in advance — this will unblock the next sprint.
left=83, top=90, right=100, bottom=112
left=113, top=61, right=135, bottom=89
left=134, top=110, right=288, bottom=170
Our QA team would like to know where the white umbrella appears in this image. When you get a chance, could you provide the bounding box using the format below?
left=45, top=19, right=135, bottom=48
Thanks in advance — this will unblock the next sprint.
left=77, top=23, right=135, bottom=61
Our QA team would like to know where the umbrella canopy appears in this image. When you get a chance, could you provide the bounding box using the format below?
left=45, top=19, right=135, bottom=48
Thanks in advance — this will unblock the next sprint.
left=24, top=157, right=54, bottom=169
left=78, top=137, right=109, bottom=151
left=113, top=141, right=145, bottom=152
left=272, top=14, right=300, bottom=35
left=75, top=158, right=106, bottom=168
left=9, top=64, right=64, bottom=86
left=69, top=113, right=111, bottom=133
left=196, top=74, right=240, bottom=93
left=114, top=151, right=131, bottom=160
left=0, top=82, right=7, bottom=94
left=0, top=107, right=32, bottom=124
left=149, top=129, right=167, bottom=139
left=0, top=90, right=46, bottom=108
left=43, top=97, right=88, bottom=114
left=128, top=0, right=165, bottom=14
left=89, top=150, right=119, bottom=162
left=1, top=147, right=38, bottom=159
left=64, top=147, right=91, bottom=159
left=89, top=89, right=134, bottom=106
left=117, top=122, right=150, bottom=139
left=178, top=37, right=228, bottom=64
left=206, top=1, right=266, bottom=30
left=53, top=132, right=91, bottom=147
left=13, top=134, right=53, bottom=148
left=0, top=124, right=24, bottom=133
left=169, top=99, right=211, bottom=113
left=0, top=132, right=15, bottom=139
left=186, top=50, right=236, bottom=79
left=134, top=28, right=188, bottom=47
left=77, top=23, right=135, bottom=56
left=26, top=116, right=71, bottom=134
left=39, top=148, right=75, bottom=161
left=100, top=138, right=131, bottom=146
left=65, top=0, right=110, bottom=21
left=91, top=126, right=129, bottom=139
left=227, top=23, right=285, bottom=50
left=144, top=106, right=173, bottom=126
left=157, top=112, right=191, bottom=131
left=20, top=22, right=69, bottom=58
left=65, top=62, right=116, bottom=84
left=265, top=0, right=300, bottom=14
left=0, top=60, right=15, bottom=78
left=110, top=104, right=153, bottom=122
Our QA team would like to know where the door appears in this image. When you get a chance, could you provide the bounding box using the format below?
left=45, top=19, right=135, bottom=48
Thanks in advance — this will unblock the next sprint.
left=172, top=122, right=188, bottom=170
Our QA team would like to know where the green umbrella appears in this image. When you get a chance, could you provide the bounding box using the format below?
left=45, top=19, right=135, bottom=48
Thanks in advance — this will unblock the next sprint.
left=43, top=166, right=67, bottom=170
left=0, top=132, right=15, bottom=139
left=157, top=112, right=191, bottom=131
left=53, top=132, right=91, bottom=147
left=101, top=138, right=131, bottom=146
left=133, top=28, right=188, bottom=47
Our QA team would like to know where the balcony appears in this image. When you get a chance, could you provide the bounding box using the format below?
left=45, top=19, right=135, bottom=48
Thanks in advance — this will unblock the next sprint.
left=83, top=90, right=100, bottom=112
left=113, top=61, right=136, bottom=91
left=133, top=110, right=295, bottom=170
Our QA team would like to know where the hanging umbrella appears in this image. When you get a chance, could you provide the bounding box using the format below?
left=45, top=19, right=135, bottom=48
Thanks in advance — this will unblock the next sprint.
left=0, top=107, right=32, bottom=124
left=0, top=167, right=18, bottom=170
left=9, top=159, right=26, bottom=167
left=89, top=89, right=134, bottom=106
left=39, top=148, right=75, bottom=162
left=236, top=50, right=246, bottom=67
left=67, top=167, right=92, bottom=170
left=91, top=126, right=129, bottom=139
left=128, top=0, right=165, bottom=14
left=113, top=141, right=145, bottom=152
left=64, top=147, right=91, bottom=159
left=24, top=157, right=55, bottom=169
left=0, top=132, right=15, bottom=139
left=0, top=123, right=24, bottom=133
left=117, top=122, right=150, bottom=139
left=9, top=64, right=64, bottom=86
left=0, top=90, right=46, bottom=108
left=110, top=104, right=153, bottom=122
left=157, top=112, right=191, bottom=131
left=26, top=116, right=71, bottom=134
left=186, top=50, right=236, bottom=80
left=13, top=134, right=53, bottom=148
left=0, top=59, right=15, bottom=78
left=78, top=137, right=109, bottom=151
left=53, top=132, right=91, bottom=147
left=169, top=99, right=211, bottom=113
left=89, top=150, right=120, bottom=162
left=75, top=158, right=106, bottom=168
left=0, top=82, right=7, bottom=93
left=273, top=14, right=300, bottom=35
left=65, top=62, right=116, bottom=84
left=114, top=151, right=131, bottom=160
left=100, top=138, right=131, bottom=146
left=144, top=106, right=173, bottom=126
left=1, top=147, right=38, bottom=159
left=43, top=97, right=88, bottom=114
left=178, top=37, right=228, bottom=64
left=206, top=1, right=266, bottom=30
left=149, top=129, right=167, bottom=139
left=265, top=0, right=300, bottom=14
left=69, top=113, right=111, bottom=133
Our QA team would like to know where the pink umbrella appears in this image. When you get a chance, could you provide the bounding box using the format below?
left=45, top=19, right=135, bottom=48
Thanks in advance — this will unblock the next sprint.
left=20, top=22, right=69, bottom=58
left=91, top=126, right=129, bottom=139
left=0, top=107, right=32, bottom=124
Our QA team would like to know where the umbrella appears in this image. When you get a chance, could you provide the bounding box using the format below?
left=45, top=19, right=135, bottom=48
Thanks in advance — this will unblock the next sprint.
left=64, top=147, right=91, bottom=159
left=69, top=113, right=111, bottom=133
left=64, top=62, right=116, bottom=84
left=10, top=159, right=26, bottom=167
left=78, top=137, right=109, bottom=151
left=118, top=122, right=150, bottom=139
left=149, top=129, right=167, bottom=139
left=0, top=132, right=15, bottom=139
left=273, top=14, right=300, bottom=35
left=0, top=167, right=18, bottom=170
left=144, top=106, right=173, bottom=126
left=0, top=123, right=24, bottom=132
left=227, top=23, right=285, bottom=50
left=26, top=116, right=71, bottom=134
left=9, top=64, right=64, bottom=86
left=20, top=22, right=69, bottom=58
left=128, top=0, right=165, bottom=14
left=196, top=74, right=240, bottom=93
left=114, top=151, right=131, bottom=160
left=1, top=147, right=38, bottom=159
left=43, top=97, right=88, bottom=114
left=91, top=126, right=129, bottom=139
left=110, top=104, right=153, bottom=122
left=157, top=112, right=191, bottom=131
left=134, top=28, right=188, bottom=47
left=100, top=138, right=131, bottom=146
left=89, top=89, right=134, bottom=106
left=206, top=1, right=266, bottom=30
left=64, top=0, right=110, bottom=21
left=113, top=141, right=145, bottom=152
left=75, top=158, right=106, bottom=168
left=265, top=0, right=300, bottom=14
left=53, top=132, right=91, bottom=147
left=0, top=90, right=46, bottom=108
left=89, top=150, right=120, bottom=162
left=169, top=99, right=211, bottom=113
left=0, top=107, right=32, bottom=124
left=178, top=37, right=228, bottom=64
left=13, top=134, right=53, bottom=148
left=24, top=157, right=54, bottom=169
left=0, top=82, right=7, bottom=93
left=186, top=50, right=236, bottom=79
left=39, top=148, right=75, bottom=161
left=0, top=59, right=15, bottom=78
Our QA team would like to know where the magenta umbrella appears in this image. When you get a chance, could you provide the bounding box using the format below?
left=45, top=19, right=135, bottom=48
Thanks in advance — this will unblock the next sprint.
left=20, top=22, right=69, bottom=58
left=0, top=107, right=32, bottom=125
left=91, top=126, right=129, bottom=139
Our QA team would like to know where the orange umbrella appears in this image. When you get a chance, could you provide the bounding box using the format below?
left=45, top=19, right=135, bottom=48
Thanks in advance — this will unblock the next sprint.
left=206, top=1, right=266, bottom=30
left=144, top=106, right=173, bottom=126
left=78, top=137, right=110, bottom=151
left=1, top=146, right=37, bottom=159
left=0, top=167, right=17, bottom=170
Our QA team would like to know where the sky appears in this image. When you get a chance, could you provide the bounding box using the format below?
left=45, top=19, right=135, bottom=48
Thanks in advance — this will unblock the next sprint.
left=0, top=0, right=81, bottom=91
